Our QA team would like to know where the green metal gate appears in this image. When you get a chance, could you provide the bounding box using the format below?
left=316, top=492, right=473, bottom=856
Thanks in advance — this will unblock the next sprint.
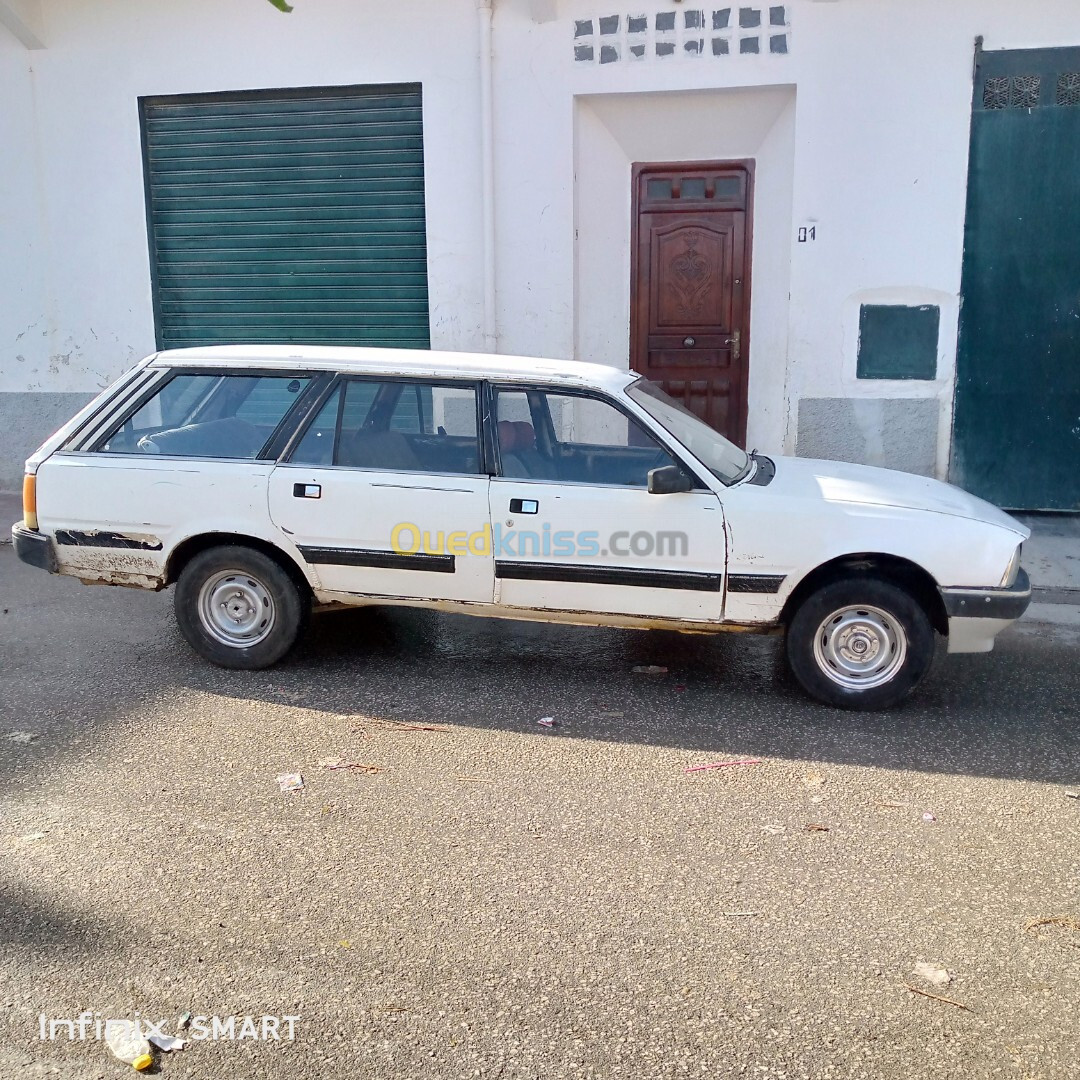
left=952, top=45, right=1080, bottom=511
left=140, top=84, right=429, bottom=350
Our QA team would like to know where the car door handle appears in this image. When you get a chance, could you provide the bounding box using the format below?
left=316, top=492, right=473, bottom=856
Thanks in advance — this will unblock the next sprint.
left=509, top=498, right=539, bottom=514
left=293, top=483, right=322, bottom=499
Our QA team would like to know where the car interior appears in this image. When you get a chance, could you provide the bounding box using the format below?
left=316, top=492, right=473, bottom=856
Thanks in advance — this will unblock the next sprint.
left=495, top=389, right=676, bottom=487
left=100, top=373, right=310, bottom=459
left=98, top=372, right=679, bottom=487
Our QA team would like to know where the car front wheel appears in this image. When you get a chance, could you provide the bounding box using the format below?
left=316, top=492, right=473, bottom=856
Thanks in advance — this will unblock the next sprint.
left=175, top=545, right=309, bottom=669
left=785, top=578, right=935, bottom=710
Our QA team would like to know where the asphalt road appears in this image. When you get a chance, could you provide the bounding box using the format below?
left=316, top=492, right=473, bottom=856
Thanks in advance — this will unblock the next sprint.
left=1, top=546, right=1078, bottom=1080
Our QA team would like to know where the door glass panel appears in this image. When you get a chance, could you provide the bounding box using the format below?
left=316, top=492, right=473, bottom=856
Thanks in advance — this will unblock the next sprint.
left=305, top=379, right=481, bottom=474
left=99, top=373, right=310, bottom=458
left=681, top=177, right=706, bottom=199
left=713, top=176, right=742, bottom=198
left=646, top=178, right=673, bottom=199
left=495, top=389, right=676, bottom=487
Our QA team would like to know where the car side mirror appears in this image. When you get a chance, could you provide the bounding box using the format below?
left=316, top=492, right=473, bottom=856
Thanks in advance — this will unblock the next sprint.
left=647, top=465, right=694, bottom=494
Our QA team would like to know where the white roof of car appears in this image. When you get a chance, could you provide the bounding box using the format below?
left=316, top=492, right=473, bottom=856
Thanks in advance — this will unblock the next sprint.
left=151, top=345, right=638, bottom=391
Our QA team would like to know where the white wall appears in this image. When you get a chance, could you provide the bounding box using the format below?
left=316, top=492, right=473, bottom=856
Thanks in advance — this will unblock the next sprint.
left=0, top=0, right=487, bottom=396
left=489, top=0, right=1080, bottom=470
left=0, top=27, right=48, bottom=391
left=5, top=0, right=1080, bottom=476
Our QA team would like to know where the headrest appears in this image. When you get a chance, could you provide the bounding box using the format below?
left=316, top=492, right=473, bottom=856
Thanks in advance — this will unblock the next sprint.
left=498, top=419, right=536, bottom=453
left=497, top=420, right=519, bottom=452
left=512, top=421, right=535, bottom=451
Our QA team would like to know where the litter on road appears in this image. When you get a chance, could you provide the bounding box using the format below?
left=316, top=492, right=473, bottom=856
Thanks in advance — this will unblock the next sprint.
left=1024, top=915, right=1080, bottom=937
left=4, top=731, right=38, bottom=744
left=912, top=962, right=952, bottom=987
left=632, top=665, right=668, bottom=674
left=104, top=1019, right=153, bottom=1071
left=903, top=983, right=973, bottom=1011
left=537, top=716, right=557, bottom=728
left=375, top=720, right=449, bottom=732
left=276, top=773, right=304, bottom=793
left=722, top=911, right=760, bottom=917
left=921, top=811, right=938, bottom=823
left=685, top=759, right=762, bottom=773
left=804, top=823, right=830, bottom=832
left=321, top=759, right=384, bottom=773
left=1066, top=792, right=1079, bottom=800
left=148, top=1030, right=186, bottom=1052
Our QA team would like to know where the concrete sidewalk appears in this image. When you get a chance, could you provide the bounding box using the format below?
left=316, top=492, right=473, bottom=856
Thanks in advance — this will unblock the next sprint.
left=2, top=489, right=1078, bottom=618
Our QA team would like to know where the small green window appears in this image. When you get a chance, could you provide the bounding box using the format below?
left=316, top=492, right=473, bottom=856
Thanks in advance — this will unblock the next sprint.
left=857, top=304, right=940, bottom=380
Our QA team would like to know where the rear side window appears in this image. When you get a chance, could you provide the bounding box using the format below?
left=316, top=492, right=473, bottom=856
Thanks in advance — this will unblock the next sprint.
left=98, top=373, right=310, bottom=459
left=290, top=378, right=480, bottom=474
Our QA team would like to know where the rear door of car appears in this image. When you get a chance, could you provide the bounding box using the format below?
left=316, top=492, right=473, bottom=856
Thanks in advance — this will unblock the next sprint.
left=487, top=384, right=726, bottom=621
left=267, top=375, right=494, bottom=603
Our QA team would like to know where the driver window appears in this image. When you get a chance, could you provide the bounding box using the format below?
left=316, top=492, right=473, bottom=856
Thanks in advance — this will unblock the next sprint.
left=495, top=389, right=678, bottom=487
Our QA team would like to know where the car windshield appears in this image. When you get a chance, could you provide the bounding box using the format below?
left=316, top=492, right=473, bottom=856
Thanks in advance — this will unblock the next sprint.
left=626, top=378, right=751, bottom=485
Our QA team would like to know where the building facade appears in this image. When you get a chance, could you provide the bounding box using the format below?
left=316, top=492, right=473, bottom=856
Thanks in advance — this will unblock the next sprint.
left=1, top=0, right=1078, bottom=508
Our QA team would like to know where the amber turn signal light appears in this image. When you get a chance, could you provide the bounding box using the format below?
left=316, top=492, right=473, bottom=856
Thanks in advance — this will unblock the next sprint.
left=22, top=473, right=38, bottom=531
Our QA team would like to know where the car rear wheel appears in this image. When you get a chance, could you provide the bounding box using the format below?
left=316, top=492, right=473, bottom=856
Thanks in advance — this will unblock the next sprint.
left=786, top=578, right=935, bottom=710
left=175, top=545, right=309, bottom=669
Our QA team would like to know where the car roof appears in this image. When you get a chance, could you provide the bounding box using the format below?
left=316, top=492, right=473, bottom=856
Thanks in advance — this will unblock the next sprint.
left=150, top=345, right=638, bottom=391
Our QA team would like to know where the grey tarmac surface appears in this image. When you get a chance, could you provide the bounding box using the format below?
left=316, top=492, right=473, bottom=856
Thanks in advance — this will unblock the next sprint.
left=1, top=545, right=1078, bottom=1080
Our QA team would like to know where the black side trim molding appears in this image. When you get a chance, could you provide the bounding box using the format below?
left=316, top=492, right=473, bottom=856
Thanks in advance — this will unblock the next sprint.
left=299, top=546, right=455, bottom=574
left=941, top=567, right=1031, bottom=621
left=55, top=529, right=163, bottom=551
left=495, top=560, right=722, bottom=591
left=727, top=573, right=785, bottom=594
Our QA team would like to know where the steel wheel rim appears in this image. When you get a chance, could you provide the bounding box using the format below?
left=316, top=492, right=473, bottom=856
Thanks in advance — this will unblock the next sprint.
left=197, top=569, right=276, bottom=648
left=812, top=604, right=907, bottom=690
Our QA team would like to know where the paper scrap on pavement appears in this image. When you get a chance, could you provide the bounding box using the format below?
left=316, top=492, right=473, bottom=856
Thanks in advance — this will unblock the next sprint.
left=148, top=1031, right=186, bottom=1052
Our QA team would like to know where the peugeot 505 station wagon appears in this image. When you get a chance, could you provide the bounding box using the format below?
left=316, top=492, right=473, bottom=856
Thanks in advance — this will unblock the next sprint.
left=12, top=346, right=1031, bottom=710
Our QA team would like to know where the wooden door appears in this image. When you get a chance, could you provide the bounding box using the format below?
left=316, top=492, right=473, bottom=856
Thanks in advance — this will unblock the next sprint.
left=630, top=162, right=753, bottom=445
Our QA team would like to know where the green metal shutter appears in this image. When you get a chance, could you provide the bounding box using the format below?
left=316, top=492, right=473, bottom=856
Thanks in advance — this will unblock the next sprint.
left=140, top=83, right=429, bottom=350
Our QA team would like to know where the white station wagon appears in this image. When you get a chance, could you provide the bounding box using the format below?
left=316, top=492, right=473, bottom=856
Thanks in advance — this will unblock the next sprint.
left=12, top=346, right=1030, bottom=710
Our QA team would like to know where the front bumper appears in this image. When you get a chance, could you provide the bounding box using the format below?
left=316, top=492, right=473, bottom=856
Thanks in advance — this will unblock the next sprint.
left=11, top=522, right=58, bottom=573
left=940, top=568, right=1031, bottom=653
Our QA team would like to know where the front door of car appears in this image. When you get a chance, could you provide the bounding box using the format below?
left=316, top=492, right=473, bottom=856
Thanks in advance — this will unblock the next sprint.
left=488, top=386, right=726, bottom=621
left=268, top=377, right=493, bottom=603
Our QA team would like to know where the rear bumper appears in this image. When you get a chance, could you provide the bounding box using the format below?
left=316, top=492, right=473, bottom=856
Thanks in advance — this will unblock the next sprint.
left=941, top=568, right=1031, bottom=653
left=11, top=523, right=58, bottom=574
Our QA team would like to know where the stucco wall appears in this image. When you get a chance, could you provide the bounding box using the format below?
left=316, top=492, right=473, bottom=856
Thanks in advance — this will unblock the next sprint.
left=3, top=0, right=1080, bottom=488
left=0, top=0, right=486, bottom=394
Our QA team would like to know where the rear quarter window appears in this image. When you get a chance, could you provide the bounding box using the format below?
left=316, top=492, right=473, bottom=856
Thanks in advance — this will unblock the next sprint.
left=98, top=373, right=310, bottom=459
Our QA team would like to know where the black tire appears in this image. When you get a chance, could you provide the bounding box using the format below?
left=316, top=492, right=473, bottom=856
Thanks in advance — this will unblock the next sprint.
left=785, top=577, right=935, bottom=710
left=174, top=545, right=309, bottom=669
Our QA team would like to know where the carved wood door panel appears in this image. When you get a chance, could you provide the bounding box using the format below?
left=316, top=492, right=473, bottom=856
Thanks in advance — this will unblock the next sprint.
left=630, top=162, right=753, bottom=445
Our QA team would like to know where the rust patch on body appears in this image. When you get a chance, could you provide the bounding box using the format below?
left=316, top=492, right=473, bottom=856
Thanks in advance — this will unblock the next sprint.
left=55, top=529, right=163, bottom=551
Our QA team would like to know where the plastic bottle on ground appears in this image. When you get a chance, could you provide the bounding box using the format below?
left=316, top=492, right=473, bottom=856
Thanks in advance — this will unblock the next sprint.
left=105, top=1019, right=153, bottom=1071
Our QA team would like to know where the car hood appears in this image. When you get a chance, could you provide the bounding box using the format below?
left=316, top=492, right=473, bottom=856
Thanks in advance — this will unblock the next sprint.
left=758, top=456, right=1029, bottom=537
